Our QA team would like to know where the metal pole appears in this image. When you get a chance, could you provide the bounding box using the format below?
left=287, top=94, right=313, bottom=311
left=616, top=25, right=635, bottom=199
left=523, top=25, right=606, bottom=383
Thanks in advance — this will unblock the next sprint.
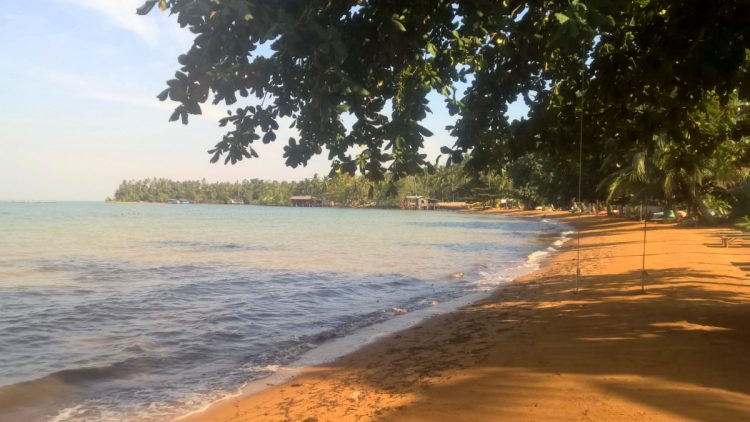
left=641, top=209, right=647, bottom=293
left=575, top=47, right=585, bottom=294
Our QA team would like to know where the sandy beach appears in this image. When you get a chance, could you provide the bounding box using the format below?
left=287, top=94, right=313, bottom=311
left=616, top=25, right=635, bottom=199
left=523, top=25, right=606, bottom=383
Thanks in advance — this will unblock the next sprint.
left=183, top=211, right=750, bottom=422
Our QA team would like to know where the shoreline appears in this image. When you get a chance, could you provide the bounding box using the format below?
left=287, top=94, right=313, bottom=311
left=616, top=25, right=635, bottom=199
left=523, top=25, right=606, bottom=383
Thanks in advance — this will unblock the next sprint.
left=174, top=211, right=573, bottom=421
left=178, top=210, right=750, bottom=421
left=173, top=290, right=509, bottom=422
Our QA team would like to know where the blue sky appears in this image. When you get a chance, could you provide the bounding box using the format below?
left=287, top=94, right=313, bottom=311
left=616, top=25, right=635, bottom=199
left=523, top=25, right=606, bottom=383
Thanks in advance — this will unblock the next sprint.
left=0, top=1, right=525, bottom=201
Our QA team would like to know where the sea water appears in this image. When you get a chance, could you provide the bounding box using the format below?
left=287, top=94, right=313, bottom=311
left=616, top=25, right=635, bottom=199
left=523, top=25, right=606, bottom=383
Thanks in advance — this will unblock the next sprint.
left=0, top=202, right=569, bottom=421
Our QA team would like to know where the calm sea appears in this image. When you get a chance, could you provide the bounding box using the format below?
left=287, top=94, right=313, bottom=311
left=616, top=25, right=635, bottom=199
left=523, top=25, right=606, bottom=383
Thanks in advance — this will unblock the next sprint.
left=0, top=202, right=568, bottom=421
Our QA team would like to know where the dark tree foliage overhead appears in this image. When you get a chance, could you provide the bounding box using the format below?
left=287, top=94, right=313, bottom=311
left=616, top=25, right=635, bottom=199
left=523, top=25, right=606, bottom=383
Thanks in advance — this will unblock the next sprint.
left=138, top=0, right=750, bottom=208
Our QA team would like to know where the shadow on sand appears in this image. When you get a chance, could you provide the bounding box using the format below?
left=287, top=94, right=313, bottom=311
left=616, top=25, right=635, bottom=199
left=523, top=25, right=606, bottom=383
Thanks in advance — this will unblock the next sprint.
left=292, top=218, right=750, bottom=421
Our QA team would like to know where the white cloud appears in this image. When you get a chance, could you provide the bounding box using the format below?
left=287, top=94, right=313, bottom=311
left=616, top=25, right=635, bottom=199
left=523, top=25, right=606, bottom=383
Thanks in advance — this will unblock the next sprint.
left=59, top=0, right=158, bottom=44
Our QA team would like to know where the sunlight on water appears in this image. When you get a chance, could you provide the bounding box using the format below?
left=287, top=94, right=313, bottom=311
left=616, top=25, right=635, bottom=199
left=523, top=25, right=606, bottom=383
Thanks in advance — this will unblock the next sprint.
left=0, top=202, right=566, bottom=421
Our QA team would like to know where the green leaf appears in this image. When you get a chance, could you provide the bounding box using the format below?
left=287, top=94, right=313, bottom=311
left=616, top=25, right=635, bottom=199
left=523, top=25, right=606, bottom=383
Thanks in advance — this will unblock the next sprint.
left=262, top=131, right=276, bottom=144
left=417, top=125, right=434, bottom=137
left=357, top=86, right=371, bottom=96
left=169, top=107, right=181, bottom=122
left=554, top=13, right=569, bottom=24
left=185, top=102, right=202, bottom=115
left=156, top=89, right=169, bottom=101
left=136, top=0, right=158, bottom=15
left=390, top=18, right=406, bottom=32
left=209, top=149, right=221, bottom=164
left=427, top=42, right=437, bottom=55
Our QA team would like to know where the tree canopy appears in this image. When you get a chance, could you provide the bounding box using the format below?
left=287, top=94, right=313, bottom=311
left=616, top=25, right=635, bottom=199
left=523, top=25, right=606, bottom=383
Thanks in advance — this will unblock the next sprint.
left=138, top=0, right=750, bottom=220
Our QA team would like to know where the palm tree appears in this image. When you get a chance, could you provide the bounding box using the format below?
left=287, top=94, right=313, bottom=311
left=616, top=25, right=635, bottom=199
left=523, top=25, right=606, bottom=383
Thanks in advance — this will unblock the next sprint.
left=601, top=112, right=749, bottom=223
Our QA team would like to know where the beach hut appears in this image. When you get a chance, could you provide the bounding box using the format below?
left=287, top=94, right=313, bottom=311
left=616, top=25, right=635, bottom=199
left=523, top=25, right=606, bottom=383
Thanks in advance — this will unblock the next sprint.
left=404, top=196, right=437, bottom=210
left=290, top=196, right=323, bottom=207
left=404, top=195, right=425, bottom=210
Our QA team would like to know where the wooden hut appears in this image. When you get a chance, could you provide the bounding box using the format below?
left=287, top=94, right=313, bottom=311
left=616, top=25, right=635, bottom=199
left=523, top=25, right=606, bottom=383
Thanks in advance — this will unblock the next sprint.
left=404, top=196, right=437, bottom=210
left=290, top=195, right=323, bottom=207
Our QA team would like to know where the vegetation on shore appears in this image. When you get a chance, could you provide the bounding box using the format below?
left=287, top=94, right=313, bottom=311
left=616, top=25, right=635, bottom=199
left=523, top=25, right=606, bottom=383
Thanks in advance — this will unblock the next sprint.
left=110, top=158, right=749, bottom=226
left=109, top=164, right=512, bottom=207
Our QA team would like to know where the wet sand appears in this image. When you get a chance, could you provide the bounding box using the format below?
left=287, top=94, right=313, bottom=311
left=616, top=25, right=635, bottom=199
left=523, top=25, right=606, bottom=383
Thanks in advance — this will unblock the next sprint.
left=182, top=211, right=750, bottom=422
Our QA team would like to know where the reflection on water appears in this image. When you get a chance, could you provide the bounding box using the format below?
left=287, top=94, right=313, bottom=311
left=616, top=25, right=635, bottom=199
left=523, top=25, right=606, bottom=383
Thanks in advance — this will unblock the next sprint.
left=0, top=202, right=565, bottom=421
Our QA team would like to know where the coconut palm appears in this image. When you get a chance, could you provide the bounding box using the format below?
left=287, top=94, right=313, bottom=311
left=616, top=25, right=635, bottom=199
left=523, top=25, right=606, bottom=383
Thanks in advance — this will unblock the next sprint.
left=601, top=96, right=750, bottom=223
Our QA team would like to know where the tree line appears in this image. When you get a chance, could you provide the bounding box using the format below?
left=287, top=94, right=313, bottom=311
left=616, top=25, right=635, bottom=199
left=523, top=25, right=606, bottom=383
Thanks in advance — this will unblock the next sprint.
left=109, top=149, right=749, bottom=224
left=108, top=164, right=521, bottom=208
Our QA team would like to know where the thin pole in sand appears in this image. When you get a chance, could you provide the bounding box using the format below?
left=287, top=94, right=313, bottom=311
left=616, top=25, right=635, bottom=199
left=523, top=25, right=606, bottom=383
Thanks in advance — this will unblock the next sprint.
left=575, top=46, right=585, bottom=294
left=641, top=203, right=647, bottom=293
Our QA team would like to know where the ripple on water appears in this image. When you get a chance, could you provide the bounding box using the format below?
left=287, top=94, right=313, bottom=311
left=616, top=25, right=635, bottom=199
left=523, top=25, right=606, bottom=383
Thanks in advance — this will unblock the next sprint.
left=0, top=203, right=569, bottom=421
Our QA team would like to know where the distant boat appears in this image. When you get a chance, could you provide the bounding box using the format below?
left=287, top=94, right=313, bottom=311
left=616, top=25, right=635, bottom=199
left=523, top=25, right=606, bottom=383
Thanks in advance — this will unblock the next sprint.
left=167, top=199, right=192, bottom=204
